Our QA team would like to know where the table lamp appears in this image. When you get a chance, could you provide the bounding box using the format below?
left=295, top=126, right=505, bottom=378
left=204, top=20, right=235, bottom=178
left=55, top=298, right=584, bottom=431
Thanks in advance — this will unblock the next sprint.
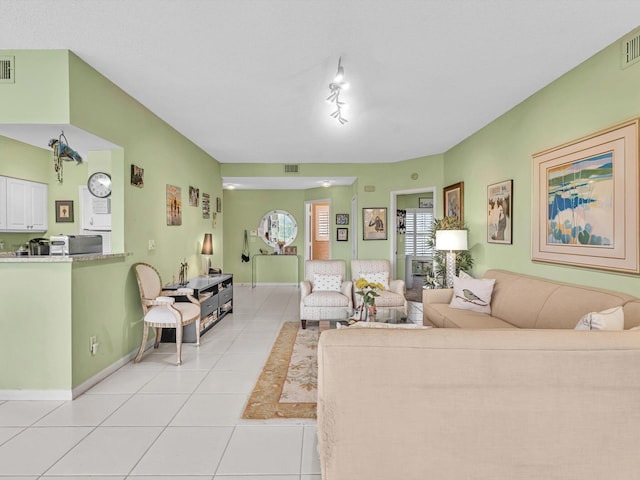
left=435, top=229, right=468, bottom=288
left=201, top=233, right=213, bottom=275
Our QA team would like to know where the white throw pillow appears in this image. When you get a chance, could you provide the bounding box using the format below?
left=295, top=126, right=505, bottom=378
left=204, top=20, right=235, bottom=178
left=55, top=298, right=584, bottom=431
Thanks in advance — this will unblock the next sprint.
left=574, top=306, right=624, bottom=331
left=313, top=273, right=342, bottom=292
left=449, top=276, right=496, bottom=314
left=360, top=272, right=390, bottom=290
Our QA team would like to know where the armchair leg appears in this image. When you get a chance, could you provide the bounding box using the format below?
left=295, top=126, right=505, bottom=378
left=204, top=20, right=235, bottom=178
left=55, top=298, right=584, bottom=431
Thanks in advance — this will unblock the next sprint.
left=154, top=327, right=163, bottom=348
left=135, top=323, right=150, bottom=363
left=176, top=325, right=183, bottom=366
left=301, top=320, right=307, bottom=329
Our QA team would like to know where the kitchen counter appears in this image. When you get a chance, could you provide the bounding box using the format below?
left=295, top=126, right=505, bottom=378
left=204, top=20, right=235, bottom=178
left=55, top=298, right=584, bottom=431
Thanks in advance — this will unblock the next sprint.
left=0, top=252, right=129, bottom=263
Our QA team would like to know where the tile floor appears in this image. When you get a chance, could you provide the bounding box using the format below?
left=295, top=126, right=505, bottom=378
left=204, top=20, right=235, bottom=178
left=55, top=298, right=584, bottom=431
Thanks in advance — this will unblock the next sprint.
left=0, top=285, right=422, bottom=479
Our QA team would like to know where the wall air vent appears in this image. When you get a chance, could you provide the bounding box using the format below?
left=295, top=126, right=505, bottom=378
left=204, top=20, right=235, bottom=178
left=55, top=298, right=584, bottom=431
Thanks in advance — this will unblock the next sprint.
left=621, top=28, right=640, bottom=69
left=0, top=56, right=15, bottom=83
left=284, top=164, right=300, bottom=174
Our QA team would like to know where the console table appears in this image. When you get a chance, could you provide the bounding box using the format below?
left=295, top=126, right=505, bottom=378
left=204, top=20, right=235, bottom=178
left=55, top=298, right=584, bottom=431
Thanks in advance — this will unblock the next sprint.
left=162, top=273, right=233, bottom=343
left=251, top=253, right=300, bottom=288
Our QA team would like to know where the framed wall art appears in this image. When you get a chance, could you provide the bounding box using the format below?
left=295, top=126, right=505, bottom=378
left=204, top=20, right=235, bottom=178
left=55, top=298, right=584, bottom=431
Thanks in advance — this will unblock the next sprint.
left=166, top=184, right=182, bottom=225
left=337, top=227, right=349, bottom=241
left=487, top=180, right=513, bottom=244
left=336, top=213, right=349, bottom=225
left=189, top=186, right=199, bottom=207
left=130, top=164, right=144, bottom=187
left=55, top=200, right=74, bottom=223
left=216, top=197, right=222, bottom=213
left=443, top=182, right=464, bottom=222
left=362, top=207, right=387, bottom=240
left=532, top=119, right=639, bottom=274
left=202, top=193, right=211, bottom=219
left=418, top=197, right=433, bottom=208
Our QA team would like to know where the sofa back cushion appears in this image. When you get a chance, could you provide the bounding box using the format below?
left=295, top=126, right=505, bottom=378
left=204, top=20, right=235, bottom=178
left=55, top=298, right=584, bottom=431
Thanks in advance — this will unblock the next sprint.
left=483, top=269, right=638, bottom=329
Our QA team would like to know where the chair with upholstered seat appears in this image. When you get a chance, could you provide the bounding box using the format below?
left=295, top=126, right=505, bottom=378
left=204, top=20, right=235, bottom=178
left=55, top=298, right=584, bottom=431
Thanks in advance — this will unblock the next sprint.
left=299, top=260, right=352, bottom=329
left=351, top=259, right=407, bottom=314
left=133, top=262, right=201, bottom=365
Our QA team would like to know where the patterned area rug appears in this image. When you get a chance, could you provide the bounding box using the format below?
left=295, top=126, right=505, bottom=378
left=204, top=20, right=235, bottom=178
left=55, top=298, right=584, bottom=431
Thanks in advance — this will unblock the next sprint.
left=242, top=321, right=326, bottom=419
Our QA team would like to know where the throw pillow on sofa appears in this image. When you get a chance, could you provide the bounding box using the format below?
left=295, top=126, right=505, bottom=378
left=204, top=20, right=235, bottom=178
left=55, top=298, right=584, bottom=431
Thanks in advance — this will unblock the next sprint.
left=449, top=276, right=496, bottom=314
left=313, top=274, right=342, bottom=292
left=574, top=306, right=624, bottom=331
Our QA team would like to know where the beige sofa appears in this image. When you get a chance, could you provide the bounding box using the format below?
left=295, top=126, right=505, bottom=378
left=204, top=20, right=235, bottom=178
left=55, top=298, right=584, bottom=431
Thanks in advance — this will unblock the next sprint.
left=317, top=270, right=640, bottom=479
left=423, top=269, right=640, bottom=329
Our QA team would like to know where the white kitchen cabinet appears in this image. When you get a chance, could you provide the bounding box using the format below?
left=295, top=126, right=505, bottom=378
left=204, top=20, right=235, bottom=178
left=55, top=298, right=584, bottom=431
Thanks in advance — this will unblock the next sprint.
left=80, top=186, right=111, bottom=231
left=0, top=177, right=6, bottom=230
left=5, top=177, right=48, bottom=232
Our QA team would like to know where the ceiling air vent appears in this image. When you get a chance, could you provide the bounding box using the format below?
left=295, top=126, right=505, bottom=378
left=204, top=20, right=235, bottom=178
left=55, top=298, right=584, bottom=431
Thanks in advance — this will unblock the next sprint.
left=284, top=164, right=300, bottom=174
left=0, top=56, right=15, bottom=83
left=621, top=29, right=640, bottom=69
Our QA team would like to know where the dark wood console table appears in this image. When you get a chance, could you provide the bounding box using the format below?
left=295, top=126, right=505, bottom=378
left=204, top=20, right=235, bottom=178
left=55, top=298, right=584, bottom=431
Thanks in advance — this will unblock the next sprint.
left=162, top=273, right=233, bottom=343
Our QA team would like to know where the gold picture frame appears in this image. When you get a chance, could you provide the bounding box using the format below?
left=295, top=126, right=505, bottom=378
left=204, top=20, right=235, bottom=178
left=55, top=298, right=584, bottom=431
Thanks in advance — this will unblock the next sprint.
left=443, top=182, right=464, bottom=222
left=532, top=119, right=639, bottom=274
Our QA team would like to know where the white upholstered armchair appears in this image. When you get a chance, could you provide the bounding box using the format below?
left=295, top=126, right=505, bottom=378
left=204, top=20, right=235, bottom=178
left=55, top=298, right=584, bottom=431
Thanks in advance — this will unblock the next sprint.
left=351, top=259, right=407, bottom=314
left=299, top=260, right=353, bottom=329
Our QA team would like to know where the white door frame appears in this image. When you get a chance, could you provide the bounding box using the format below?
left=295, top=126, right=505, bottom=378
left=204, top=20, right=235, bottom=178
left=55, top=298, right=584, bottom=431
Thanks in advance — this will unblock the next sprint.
left=389, top=186, right=437, bottom=276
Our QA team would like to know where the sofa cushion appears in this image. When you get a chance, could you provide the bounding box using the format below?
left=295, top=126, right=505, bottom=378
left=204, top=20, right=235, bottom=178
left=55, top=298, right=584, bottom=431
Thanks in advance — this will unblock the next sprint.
left=425, top=303, right=515, bottom=329
left=574, top=306, right=625, bottom=331
left=450, top=276, right=495, bottom=314
left=314, top=273, right=342, bottom=292
left=304, top=290, right=350, bottom=307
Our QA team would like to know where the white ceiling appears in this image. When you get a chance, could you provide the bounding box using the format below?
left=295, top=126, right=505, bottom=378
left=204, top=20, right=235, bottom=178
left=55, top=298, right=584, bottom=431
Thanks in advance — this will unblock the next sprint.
left=2, top=0, right=640, bottom=176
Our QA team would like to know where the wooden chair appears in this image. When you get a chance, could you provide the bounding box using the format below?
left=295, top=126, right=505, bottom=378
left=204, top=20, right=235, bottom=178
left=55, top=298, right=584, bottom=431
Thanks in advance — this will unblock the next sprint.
left=133, top=262, right=201, bottom=365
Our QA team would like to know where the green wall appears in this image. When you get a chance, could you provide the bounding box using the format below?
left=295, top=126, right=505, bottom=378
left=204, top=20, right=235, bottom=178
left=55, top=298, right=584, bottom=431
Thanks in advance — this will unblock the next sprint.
left=444, top=36, right=640, bottom=295
left=221, top=154, right=444, bottom=281
left=0, top=50, right=223, bottom=394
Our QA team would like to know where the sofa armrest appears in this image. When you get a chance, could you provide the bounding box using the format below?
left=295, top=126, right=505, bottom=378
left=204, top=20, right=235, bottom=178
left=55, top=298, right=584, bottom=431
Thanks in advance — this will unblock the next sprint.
left=423, top=287, right=453, bottom=304
left=300, top=280, right=312, bottom=298
left=389, top=279, right=405, bottom=295
left=341, top=281, right=353, bottom=306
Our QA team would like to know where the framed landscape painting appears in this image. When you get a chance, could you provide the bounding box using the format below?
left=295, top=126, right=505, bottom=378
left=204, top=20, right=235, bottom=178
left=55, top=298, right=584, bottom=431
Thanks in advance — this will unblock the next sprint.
left=532, top=119, right=639, bottom=274
left=487, top=180, right=512, bottom=244
left=443, top=182, right=464, bottom=222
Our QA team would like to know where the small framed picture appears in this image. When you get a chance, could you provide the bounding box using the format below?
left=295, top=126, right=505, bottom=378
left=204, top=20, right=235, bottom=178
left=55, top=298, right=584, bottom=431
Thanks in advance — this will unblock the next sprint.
left=336, top=213, right=349, bottom=225
left=55, top=200, right=74, bottom=223
left=189, top=186, right=199, bottom=207
left=216, top=197, right=222, bottom=213
left=130, top=164, right=144, bottom=187
left=337, top=227, right=349, bottom=241
left=284, top=245, right=297, bottom=255
left=418, top=197, right=433, bottom=208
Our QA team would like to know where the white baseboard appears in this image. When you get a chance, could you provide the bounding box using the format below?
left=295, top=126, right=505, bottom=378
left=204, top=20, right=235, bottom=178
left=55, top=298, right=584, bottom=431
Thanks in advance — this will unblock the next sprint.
left=0, top=340, right=154, bottom=401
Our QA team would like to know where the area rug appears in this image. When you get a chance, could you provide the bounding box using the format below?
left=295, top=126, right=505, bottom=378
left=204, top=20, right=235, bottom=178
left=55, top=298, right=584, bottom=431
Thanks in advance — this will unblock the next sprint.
left=242, top=321, right=326, bottom=419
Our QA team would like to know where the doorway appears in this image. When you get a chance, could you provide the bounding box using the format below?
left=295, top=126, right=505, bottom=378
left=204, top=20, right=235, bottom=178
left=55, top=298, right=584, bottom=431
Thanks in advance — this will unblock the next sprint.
left=304, top=200, right=331, bottom=261
left=390, top=186, right=437, bottom=285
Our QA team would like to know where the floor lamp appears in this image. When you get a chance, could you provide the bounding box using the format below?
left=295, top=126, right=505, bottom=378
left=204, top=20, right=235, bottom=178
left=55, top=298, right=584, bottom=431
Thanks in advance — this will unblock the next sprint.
left=435, top=230, right=468, bottom=288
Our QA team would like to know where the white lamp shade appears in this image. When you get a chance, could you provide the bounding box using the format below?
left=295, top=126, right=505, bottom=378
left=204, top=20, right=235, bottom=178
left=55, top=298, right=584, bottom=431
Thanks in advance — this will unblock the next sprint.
left=435, top=230, right=468, bottom=251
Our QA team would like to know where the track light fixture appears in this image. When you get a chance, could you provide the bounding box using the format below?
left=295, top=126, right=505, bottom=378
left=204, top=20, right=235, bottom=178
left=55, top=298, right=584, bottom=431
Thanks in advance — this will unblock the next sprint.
left=327, top=57, right=348, bottom=124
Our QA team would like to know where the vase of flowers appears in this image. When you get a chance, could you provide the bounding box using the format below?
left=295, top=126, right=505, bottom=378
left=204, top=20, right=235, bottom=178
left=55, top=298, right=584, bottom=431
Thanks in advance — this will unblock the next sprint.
left=354, top=277, right=385, bottom=321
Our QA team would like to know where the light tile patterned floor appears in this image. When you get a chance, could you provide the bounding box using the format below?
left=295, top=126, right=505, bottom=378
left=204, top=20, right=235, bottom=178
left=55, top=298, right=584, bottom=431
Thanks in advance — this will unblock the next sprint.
left=0, top=285, right=422, bottom=479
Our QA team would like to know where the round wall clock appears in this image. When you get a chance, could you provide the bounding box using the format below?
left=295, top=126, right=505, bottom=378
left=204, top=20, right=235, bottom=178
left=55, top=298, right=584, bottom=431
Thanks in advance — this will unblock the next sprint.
left=87, top=172, right=112, bottom=198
